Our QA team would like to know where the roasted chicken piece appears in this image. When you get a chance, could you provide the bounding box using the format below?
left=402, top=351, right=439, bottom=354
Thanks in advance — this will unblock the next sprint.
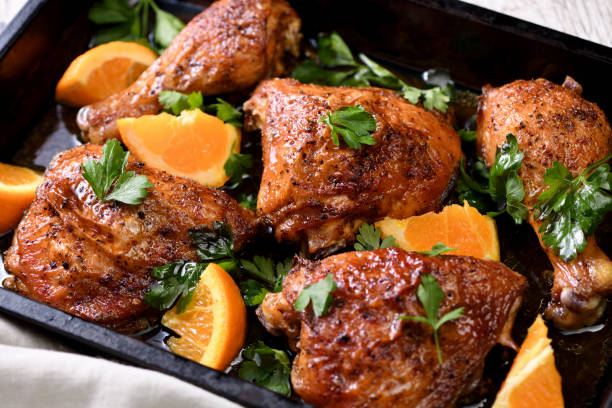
left=77, top=0, right=301, bottom=144
left=3, top=144, right=256, bottom=332
left=258, top=248, right=526, bottom=407
left=244, top=78, right=462, bottom=254
left=477, top=77, right=612, bottom=329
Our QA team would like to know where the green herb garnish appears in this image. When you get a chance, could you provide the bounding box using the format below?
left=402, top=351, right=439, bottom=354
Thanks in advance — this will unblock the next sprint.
left=240, top=280, right=269, bottom=307
left=320, top=105, right=377, bottom=149
left=456, top=134, right=528, bottom=224
left=534, top=154, right=612, bottom=261
left=238, top=192, right=257, bottom=211
left=416, top=243, right=456, bottom=256
left=292, top=32, right=450, bottom=112
left=294, top=273, right=338, bottom=317
left=89, top=0, right=185, bottom=53
left=158, top=90, right=203, bottom=115
left=144, top=261, right=205, bottom=313
left=81, top=139, right=153, bottom=205
left=238, top=341, right=292, bottom=396
left=398, top=273, right=464, bottom=364
left=239, top=256, right=292, bottom=306
left=354, top=223, right=397, bottom=251
left=223, top=144, right=253, bottom=186
left=458, top=129, right=477, bottom=142
left=158, top=91, right=244, bottom=127
left=189, top=221, right=238, bottom=270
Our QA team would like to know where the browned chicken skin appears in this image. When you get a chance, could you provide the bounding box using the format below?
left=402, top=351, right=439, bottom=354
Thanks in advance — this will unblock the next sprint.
left=258, top=248, right=526, bottom=407
left=244, top=78, right=462, bottom=254
left=477, top=77, right=612, bottom=329
left=77, top=0, right=301, bottom=144
left=3, top=144, right=256, bottom=332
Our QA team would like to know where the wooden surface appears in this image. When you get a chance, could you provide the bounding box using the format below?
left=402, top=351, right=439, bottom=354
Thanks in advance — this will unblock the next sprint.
left=463, top=0, right=612, bottom=47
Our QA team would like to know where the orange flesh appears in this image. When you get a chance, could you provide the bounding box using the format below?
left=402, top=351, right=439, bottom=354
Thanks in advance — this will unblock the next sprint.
left=0, top=163, right=42, bottom=233
left=161, top=263, right=246, bottom=371
left=493, top=315, right=564, bottom=408
left=376, top=202, right=499, bottom=261
left=55, top=41, right=157, bottom=107
left=118, top=110, right=240, bottom=188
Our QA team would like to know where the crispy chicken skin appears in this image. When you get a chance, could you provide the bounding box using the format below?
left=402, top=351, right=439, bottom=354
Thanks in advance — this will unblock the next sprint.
left=3, top=144, right=256, bottom=332
left=477, top=77, right=612, bottom=329
left=244, top=79, right=462, bottom=254
left=77, top=0, right=301, bottom=144
left=258, top=248, right=526, bottom=407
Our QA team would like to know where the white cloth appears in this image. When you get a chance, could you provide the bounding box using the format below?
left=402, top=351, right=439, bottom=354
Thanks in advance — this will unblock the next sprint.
left=0, top=314, right=241, bottom=408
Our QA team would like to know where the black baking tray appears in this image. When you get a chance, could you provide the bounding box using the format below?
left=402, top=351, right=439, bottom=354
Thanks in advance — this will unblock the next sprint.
left=1, top=0, right=611, bottom=407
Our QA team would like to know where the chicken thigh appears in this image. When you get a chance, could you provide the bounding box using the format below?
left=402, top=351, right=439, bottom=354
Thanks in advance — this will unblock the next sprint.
left=244, top=78, right=462, bottom=254
left=3, top=144, right=256, bottom=332
left=258, top=248, right=526, bottom=407
left=477, top=77, right=612, bottom=329
left=77, top=0, right=301, bottom=144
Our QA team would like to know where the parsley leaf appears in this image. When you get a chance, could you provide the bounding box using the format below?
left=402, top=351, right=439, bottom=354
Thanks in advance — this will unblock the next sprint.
left=239, top=256, right=292, bottom=305
left=238, top=192, right=257, bottom=211
left=158, top=91, right=243, bottom=127
left=456, top=134, right=528, bottom=224
left=240, top=279, right=269, bottom=307
left=205, top=98, right=243, bottom=128
left=317, top=32, right=357, bottom=67
left=189, top=221, right=237, bottom=269
left=89, top=0, right=184, bottom=53
left=416, top=243, right=456, bottom=256
left=224, top=144, right=253, bottom=186
left=292, top=32, right=450, bottom=112
left=238, top=341, right=291, bottom=396
left=144, top=261, right=206, bottom=313
left=294, top=273, right=338, bottom=317
left=320, top=105, right=377, bottom=149
left=398, top=273, right=464, bottom=364
left=81, top=139, right=153, bottom=204
left=534, top=154, right=612, bottom=261
left=354, top=223, right=397, bottom=251
left=158, top=90, right=203, bottom=115
left=458, top=129, right=477, bottom=142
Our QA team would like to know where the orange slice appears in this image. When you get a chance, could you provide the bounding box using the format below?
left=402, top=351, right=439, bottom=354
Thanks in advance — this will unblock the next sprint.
left=376, top=202, right=500, bottom=260
left=55, top=41, right=157, bottom=107
left=492, top=315, right=564, bottom=408
left=161, top=263, right=246, bottom=371
left=118, top=109, right=241, bottom=188
left=0, top=163, right=42, bottom=234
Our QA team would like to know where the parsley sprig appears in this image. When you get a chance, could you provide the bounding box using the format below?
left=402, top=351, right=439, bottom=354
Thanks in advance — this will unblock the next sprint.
left=292, top=32, right=450, bottom=112
left=239, top=256, right=292, bottom=306
left=534, top=154, right=612, bottom=261
left=89, top=0, right=184, bottom=53
left=158, top=90, right=243, bottom=127
left=81, top=139, right=153, bottom=205
left=144, top=222, right=239, bottom=313
left=416, top=243, right=456, bottom=256
left=456, top=134, right=528, bottom=223
left=354, top=223, right=397, bottom=251
left=294, top=274, right=338, bottom=317
left=238, top=341, right=292, bottom=396
left=321, top=106, right=377, bottom=149
left=398, top=273, right=464, bottom=364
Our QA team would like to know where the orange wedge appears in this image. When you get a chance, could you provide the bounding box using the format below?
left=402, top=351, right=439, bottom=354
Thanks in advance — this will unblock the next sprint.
left=55, top=41, right=157, bottom=107
left=376, top=202, right=499, bottom=260
left=118, top=109, right=241, bottom=188
left=161, top=263, right=246, bottom=371
left=493, top=315, right=564, bottom=408
left=0, top=163, right=42, bottom=234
